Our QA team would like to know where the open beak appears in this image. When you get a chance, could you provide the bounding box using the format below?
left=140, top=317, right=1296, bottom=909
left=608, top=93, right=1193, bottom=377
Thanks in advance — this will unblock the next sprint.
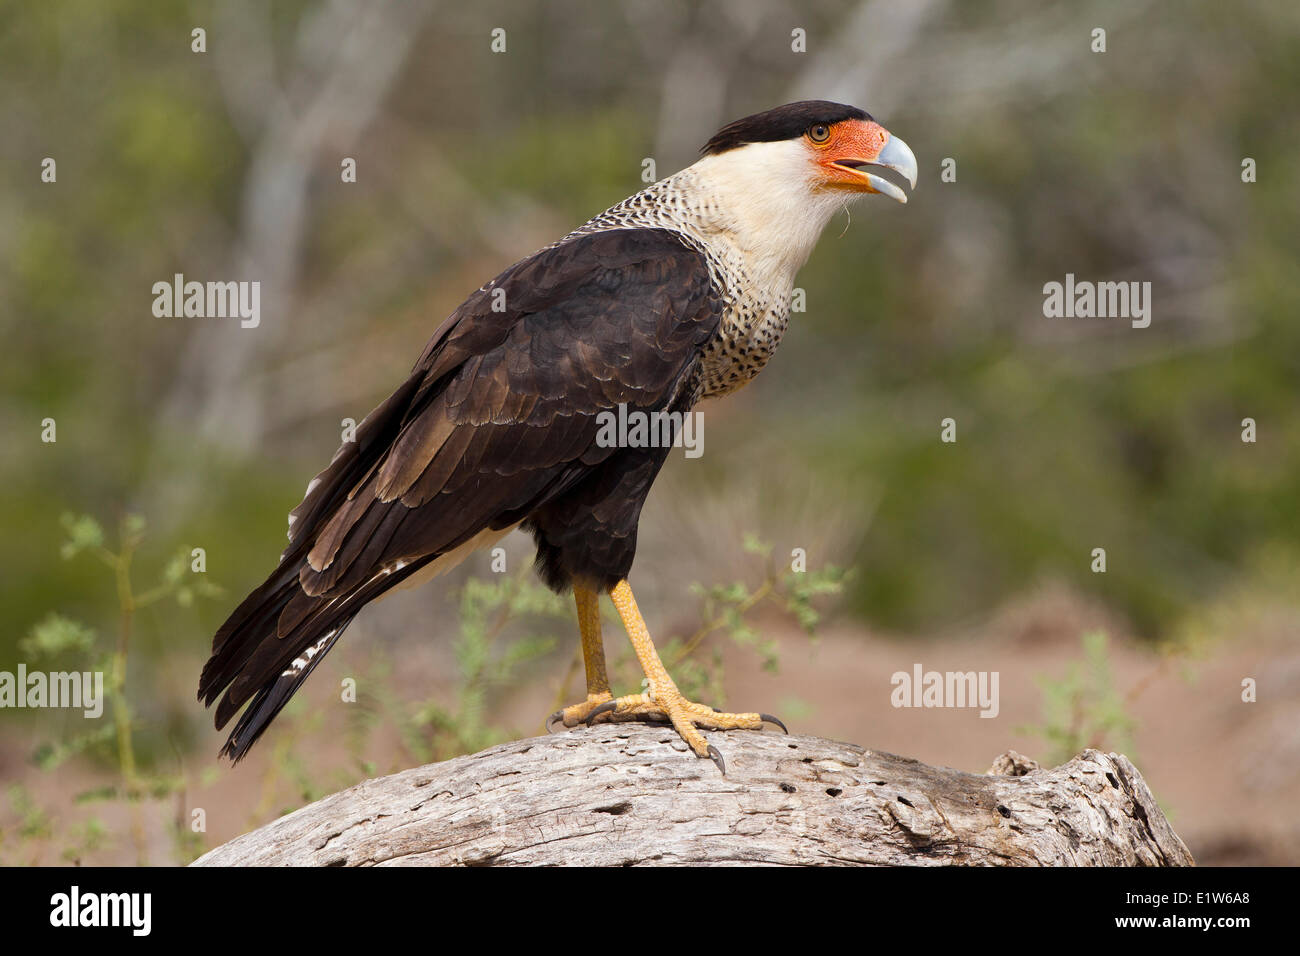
left=823, top=121, right=918, bottom=203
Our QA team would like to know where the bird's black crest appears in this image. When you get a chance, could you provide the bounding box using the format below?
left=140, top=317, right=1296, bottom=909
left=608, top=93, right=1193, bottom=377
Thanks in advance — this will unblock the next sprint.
left=701, top=100, right=871, bottom=156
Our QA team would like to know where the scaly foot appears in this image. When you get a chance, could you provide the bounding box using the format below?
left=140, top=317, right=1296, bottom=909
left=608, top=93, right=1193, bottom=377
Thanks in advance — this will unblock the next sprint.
left=545, top=691, right=614, bottom=732
left=583, top=691, right=787, bottom=774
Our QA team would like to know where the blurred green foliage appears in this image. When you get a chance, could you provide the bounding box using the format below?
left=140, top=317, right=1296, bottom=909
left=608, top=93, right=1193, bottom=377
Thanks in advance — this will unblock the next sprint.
left=3, top=1, right=1297, bottom=658
left=1, top=0, right=1297, bottom=864
left=1021, top=630, right=1138, bottom=766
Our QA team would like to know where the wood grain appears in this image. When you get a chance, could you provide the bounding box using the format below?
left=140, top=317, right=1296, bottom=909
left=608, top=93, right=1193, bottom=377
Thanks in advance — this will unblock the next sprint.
left=193, top=726, right=1194, bottom=866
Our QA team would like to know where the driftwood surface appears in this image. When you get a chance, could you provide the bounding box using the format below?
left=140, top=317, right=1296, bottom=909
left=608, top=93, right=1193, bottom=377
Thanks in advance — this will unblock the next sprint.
left=193, top=725, right=1193, bottom=866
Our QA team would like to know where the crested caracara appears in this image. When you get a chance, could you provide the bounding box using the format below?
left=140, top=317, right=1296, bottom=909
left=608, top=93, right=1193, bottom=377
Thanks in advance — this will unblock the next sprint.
left=199, top=101, right=916, bottom=772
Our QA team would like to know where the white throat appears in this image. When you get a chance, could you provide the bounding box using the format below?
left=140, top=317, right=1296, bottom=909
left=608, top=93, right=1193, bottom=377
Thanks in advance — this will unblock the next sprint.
left=680, top=140, right=851, bottom=282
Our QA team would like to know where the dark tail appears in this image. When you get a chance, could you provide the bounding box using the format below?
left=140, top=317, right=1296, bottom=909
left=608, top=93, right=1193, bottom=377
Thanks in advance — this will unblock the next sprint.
left=198, top=543, right=437, bottom=762
left=198, top=367, right=436, bottom=761
left=214, top=612, right=353, bottom=762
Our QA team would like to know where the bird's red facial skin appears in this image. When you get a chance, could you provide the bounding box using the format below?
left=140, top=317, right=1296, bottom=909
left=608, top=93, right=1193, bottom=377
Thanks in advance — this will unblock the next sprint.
left=810, top=119, right=893, bottom=191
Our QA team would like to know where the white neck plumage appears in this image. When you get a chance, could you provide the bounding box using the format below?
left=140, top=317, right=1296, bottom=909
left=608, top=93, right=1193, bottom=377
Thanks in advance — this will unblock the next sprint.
left=673, top=139, right=853, bottom=285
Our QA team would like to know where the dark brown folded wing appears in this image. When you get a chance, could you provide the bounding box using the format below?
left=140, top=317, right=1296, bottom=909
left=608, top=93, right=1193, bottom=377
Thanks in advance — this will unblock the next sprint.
left=200, top=227, right=721, bottom=758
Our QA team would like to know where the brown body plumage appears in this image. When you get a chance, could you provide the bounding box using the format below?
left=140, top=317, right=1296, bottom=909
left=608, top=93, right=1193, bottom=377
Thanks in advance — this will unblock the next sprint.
left=199, top=101, right=916, bottom=763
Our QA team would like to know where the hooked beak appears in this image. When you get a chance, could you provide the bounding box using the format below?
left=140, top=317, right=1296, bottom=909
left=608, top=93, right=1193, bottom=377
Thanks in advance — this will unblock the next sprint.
left=821, top=121, right=918, bottom=203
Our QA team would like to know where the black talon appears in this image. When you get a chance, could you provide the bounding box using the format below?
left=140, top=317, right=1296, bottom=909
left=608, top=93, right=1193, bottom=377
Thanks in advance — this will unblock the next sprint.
left=545, top=709, right=564, bottom=733
left=585, top=701, right=619, bottom=726
left=760, top=713, right=789, bottom=734
left=707, top=745, right=726, bottom=775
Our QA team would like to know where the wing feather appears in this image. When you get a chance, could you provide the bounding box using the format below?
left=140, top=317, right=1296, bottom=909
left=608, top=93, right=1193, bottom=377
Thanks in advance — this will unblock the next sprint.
left=200, top=227, right=722, bottom=757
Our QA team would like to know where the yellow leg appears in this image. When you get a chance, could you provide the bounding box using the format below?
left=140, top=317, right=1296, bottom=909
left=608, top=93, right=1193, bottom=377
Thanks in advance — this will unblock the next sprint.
left=592, top=579, right=784, bottom=774
left=546, top=584, right=614, bottom=729
left=576, top=584, right=609, bottom=698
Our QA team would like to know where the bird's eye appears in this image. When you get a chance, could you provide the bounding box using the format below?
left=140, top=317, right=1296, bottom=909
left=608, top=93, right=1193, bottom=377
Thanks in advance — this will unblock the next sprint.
left=808, top=124, right=831, bottom=144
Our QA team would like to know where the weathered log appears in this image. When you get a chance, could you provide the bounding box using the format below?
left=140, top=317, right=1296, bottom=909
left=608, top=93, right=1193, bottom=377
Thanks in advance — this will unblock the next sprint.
left=192, top=725, right=1193, bottom=866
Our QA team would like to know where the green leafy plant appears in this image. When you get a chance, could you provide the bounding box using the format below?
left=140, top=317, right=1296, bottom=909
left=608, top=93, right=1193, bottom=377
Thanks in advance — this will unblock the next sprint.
left=23, top=512, right=223, bottom=864
left=1022, top=630, right=1138, bottom=765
